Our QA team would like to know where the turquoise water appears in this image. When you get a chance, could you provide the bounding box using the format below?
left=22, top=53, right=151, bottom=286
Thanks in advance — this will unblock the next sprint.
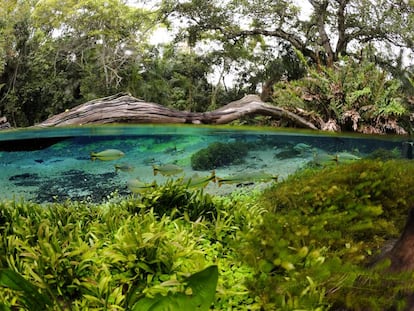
left=0, top=124, right=408, bottom=203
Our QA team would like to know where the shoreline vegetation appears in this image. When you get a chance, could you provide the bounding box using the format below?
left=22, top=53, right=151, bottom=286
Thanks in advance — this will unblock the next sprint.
left=2, top=159, right=414, bottom=309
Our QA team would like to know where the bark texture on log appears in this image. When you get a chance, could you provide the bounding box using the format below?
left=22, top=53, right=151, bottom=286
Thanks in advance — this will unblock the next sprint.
left=37, top=93, right=318, bottom=130
left=0, top=116, right=11, bottom=129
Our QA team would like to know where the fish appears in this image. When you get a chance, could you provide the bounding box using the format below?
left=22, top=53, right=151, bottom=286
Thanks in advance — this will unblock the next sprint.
left=127, top=179, right=157, bottom=194
left=334, top=151, right=361, bottom=162
left=114, top=163, right=135, bottom=173
left=182, top=171, right=216, bottom=188
left=312, top=151, right=361, bottom=166
left=293, top=143, right=312, bottom=153
left=152, top=164, right=184, bottom=176
left=216, top=170, right=278, bottom=187
left=90, top=149, right=125, bottom=161
left=312, top=151, right=337, bottom=166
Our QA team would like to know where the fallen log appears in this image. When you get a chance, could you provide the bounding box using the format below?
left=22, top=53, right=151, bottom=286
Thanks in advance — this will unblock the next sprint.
left=0, top=116, right=11, bottom=129
left=37, top=93, right=318, bottom=130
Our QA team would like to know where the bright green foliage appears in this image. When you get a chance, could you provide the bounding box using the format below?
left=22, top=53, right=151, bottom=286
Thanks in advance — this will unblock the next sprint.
left=0, top=185, right=262, bottom=309
left=129, top=45, right=219, bottom=112
left=0, top=0, right=156, bottom=126
left=242, top=159, right=414, bottom=309
left=131, top=179, right=218, bottom=221
left=132, top=265, right=218, bottom=311
left=0, top=269, right=52, bottom=310
left=272, top=56, right=408, bottom=133
left=191, top=141, right=250, bottom=170
left=3, top=160, right=414, bottom=309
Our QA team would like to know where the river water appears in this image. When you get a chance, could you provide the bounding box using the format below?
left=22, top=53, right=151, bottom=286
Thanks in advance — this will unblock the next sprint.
left=0, top=124, right=408, bottom=203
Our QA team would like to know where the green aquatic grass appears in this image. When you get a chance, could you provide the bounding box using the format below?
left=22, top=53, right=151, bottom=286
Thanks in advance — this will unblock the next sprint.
left=0, top=185, right=262, bottom=310
left=1, top=159, right=414, bottom=310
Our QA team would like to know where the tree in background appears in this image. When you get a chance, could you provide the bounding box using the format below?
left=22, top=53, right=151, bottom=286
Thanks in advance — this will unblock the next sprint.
left=159, top=0, right=414, bottom=132
left=1, top=0, right=414, bottom=130
left=0, top=0, right=154, bottom=126
left=126, top=44, right=215, bottom=111
left=162, top=0, right=414, bottom=69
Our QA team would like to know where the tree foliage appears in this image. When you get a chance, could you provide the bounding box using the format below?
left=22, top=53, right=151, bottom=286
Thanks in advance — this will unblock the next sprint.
left=1, top=0, right=414, bottom=131
left=163, top=0, right=414, bottom=68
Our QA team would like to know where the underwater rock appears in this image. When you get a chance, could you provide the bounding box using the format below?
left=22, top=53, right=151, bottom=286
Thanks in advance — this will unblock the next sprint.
left=36, top=169, right=129, bottom=203
left=8, top=169, right=128, bottom=203
left=9, top=173, right=40, bottom=186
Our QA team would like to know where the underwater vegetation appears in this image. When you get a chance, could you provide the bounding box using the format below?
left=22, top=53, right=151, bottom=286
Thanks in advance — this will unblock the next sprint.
left=244, top=159, right=414, bottom=310
left=2, top=159, right=414, bottom=309
left=131, top=179, right=218, bottom=221
left=0, top=183, right=262, bottom=310
left=191, top=141, right=250, bottom=170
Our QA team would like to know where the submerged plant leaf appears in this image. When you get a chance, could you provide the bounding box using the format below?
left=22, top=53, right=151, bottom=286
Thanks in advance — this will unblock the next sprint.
left=132, top=265, right=219, bottom=311
left=0, top=269, right=52, bottom=309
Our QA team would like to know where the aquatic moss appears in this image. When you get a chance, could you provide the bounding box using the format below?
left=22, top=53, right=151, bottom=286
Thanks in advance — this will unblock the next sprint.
left=242, top=159, right=414, bottom=310
left=191, top=141, right=249, bottom=170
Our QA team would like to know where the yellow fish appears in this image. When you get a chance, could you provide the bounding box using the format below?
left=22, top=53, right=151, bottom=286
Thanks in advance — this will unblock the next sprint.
left=114, top=163, right=135, bottom=173
left=127, top=179, right=157, bottom=194
left=90, top=149, right=125, bottom=161
left=334, top=152, right=361, bottom=163
left=152, top=164, right=184, bottom=176
left=217, top=171, right=278, bottom=187
left=182, top=171, right=216, bottom=188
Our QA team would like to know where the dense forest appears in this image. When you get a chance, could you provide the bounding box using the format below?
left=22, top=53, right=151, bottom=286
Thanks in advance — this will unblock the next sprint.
left=1, top=0, right=414, bottom=133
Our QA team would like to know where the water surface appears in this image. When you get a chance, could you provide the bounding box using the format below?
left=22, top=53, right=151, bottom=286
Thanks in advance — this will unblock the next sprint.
left=0, top=124, right=407, bottom=203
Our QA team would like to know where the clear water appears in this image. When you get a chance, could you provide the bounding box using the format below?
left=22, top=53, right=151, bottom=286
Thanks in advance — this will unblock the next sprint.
left=0, top=124, right=409, bottom=203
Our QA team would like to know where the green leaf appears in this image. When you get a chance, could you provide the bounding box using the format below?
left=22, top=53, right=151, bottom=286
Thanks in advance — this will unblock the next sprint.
left=132, top=265, right=219, bottom=311
left=0, top=269, right=52, bottom=310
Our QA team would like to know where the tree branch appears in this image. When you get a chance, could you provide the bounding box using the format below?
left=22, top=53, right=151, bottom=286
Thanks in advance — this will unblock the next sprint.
left=36, top=93, right=319, bottom=130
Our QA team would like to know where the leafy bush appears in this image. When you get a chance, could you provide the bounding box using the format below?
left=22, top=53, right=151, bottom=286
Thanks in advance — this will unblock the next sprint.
left=242, top=159, right=414, bottom=309
left=272, top=55, right=408, bottom=134
left=191, top=141, right=249, bottom=170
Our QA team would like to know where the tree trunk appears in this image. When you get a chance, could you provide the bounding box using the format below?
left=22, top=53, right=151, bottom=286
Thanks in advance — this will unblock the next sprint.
left=36, top=93, right=319, bottom=130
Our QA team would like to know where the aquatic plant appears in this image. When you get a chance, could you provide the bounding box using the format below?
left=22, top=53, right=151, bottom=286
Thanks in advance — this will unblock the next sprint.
left=191, top=141, right=249, bottom=170
left=131, top=179, right=217, bottom=221
left=0, top=266, right=219, bottom=311
left=242, top=159, right=414, bottom=309
left=3, top=159, right=414, bottom=310
left=132, top=265, right=218, bottom=310
left=0, top=187, right=261, bottom=309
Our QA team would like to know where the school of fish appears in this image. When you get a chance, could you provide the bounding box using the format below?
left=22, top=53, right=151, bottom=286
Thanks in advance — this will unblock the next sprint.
left=90, top=144, right=363, bottom=195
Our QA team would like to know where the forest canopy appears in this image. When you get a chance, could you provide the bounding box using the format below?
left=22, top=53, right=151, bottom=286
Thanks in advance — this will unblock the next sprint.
left=1, top=0, right=414, bottom=133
